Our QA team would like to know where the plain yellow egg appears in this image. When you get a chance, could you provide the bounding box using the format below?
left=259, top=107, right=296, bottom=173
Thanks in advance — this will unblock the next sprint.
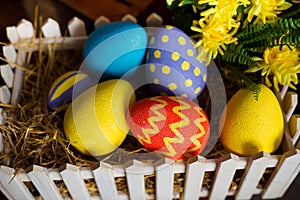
left=220, top=84, right=284, bottom=156
left=63, top=79, right=135, bottom=156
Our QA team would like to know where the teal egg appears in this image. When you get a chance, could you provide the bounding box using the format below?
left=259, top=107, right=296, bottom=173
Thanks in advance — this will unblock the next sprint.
left=82, top=22, right=148, bottom=81
left=48, top=71, right=95, bottom=109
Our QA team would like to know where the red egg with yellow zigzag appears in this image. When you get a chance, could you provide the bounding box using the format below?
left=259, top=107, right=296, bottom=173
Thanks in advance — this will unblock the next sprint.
left=127, top=96, right=210, bottom=160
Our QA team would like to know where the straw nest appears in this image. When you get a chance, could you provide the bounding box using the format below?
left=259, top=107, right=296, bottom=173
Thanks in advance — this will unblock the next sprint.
left=0, top=9, right=272, bottom=197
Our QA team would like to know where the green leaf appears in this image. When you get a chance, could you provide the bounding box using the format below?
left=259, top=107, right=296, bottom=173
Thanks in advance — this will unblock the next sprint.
left=245, top=66, right=263, bottom=73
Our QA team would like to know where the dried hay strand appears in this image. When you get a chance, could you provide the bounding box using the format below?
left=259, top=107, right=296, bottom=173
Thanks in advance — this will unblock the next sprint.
left=0, top=45, right=98, bottom=169
left=0, top=6, right=268, bottom=197
left=0, top=7, right=98, bottom=168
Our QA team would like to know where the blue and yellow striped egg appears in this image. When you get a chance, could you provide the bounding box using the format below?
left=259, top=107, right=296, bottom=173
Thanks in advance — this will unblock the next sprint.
left=145, top=25, right=207, bottom=100
left=48, top=71, right=95, bottom=109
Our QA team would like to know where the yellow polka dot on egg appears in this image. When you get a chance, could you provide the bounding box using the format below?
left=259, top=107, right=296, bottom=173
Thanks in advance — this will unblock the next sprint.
left=149, top=64, right=156, bottom=72
left=181, top=61, right=190, bottom=70
left=172, top=52, right=180, bottom=61
left=185, top=79, right=193, bottom=87
left=168, top=83, right=177, bottom=91
left=181, top=93, right=188, bottom=98
left=194, top=67, right=201, bottom=76
left=162, top=35, right=169, bottom=43
left=146, top=52, right=149, bottom=60
left=153, top=78, right=159, bottom=84
left=203, top=74, right=207, bottom=82
left=195, top=87, right=201, bottom=94
left=178, top=36, right=186, bottom=45
left=162, top=65, right=171, bottom=74
left=166, top=25, right=174, bottom=30
left=187, top=49, right=194, bottom=56
left=154, top=50, right=161, bottom=58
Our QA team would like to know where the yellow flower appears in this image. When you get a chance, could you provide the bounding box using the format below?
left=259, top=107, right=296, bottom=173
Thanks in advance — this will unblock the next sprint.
left=245, top=0, right=292, bottom=24
left=254, top=46, right=300, bottom=91
left=192, top=17, right=239, bottom=64
left=198, top=0, right=250, bottom=26
left=192, top=0, right=249, bottom=64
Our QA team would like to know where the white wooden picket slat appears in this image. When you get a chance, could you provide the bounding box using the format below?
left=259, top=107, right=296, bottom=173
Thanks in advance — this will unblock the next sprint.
left=209, top=154, right=240, bottom=200
left=10, top=50, right=26, bottom=105
left=280, top=84, right=289, bottom=100
left=94, top=16, right=111, bottom=29
left=27, top=165, right=64, bottom=200
left=182, top=156, right=207, bottom=200
left=235, top=152, right=271, bottom=199
left=155, top=158, right=175, bottom=200
left=6, top=26, right=20, bottom=43
left=0, top=130, right=3, bottom=153
left=93, top=162, right=119, bottom=200
left=289, top=115, right=300, bottom=146
left=279, top=162, right=300, bottom=198
left=121, top=14, right=137, bottom=23
left=0, top=108, right=4, bottom=125
left=0, top=86, right=11, bottom=104
left=60, top=164, right=91, bottom=200
left=11, top=37, right=87, bottom=52
left=125, top=160, right=146, bottom=200
left=262, top=149, right=300, bottom=199
left=42, top=18, right=62, bottom=38
left=68, top=17, right=87, bottom=37
left=146, top=13, right=163, bottom=27
left=0, top=181, right=14, bottom=200
left=0, top=166, right=35, bottom=200
left=16, top=19, right=35, bottom=39
left=2, top=45, right=17, bottom=65
left=0, top=64, right=14, bottom=88
left=283, top=91, right=298, bottom=122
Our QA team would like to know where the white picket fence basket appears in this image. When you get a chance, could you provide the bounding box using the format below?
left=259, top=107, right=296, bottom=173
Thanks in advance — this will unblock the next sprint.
left=0, top=14, right=300, bottom=200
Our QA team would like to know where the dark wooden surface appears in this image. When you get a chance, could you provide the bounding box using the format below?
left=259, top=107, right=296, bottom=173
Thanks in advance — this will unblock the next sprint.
left=0, top=0, right=299, bottom=199
left=61, top=0, right=155, bottom=20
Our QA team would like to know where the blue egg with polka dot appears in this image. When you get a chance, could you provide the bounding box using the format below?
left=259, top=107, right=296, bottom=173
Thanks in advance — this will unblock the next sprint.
left=145, top=25, right=207, bottom=100
left=82, top=21, right=148, bottom=81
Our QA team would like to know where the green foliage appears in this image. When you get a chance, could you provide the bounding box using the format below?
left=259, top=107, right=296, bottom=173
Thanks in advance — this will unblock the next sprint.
left=279, top=2, right=300, bottom=19
left=220, top=44, right=259, bottom=68
left=223, top=63, right=261, bottom=100
left=165, top=0, right=300, bottom=98
left=236, top=18, right=300, bottom=51
left=218, top=17, right=300, bottom=66
left=166, top=0, right=209, bottom=34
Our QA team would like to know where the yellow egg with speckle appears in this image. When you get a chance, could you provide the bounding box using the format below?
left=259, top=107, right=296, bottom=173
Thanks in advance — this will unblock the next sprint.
left=63, top=79, right=135, bottom=156
left=220, top=84, right=284, bottom=156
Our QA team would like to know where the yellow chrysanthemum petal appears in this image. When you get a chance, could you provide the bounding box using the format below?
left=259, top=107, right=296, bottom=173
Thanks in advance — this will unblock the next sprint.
left=254, top=46, right=300, bottom=91
left=245, top=0, right=291, bottom=24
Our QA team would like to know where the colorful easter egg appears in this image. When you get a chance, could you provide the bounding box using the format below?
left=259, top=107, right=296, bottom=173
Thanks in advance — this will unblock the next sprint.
left=48, top=71, right=95, bottom=110
left=127, top=96, right=210, bottom=160
left=220, top=84, right=284, bottom=156
left=146, top=25, right=207, bottom=100
left=63, top=79, right=135, bottom=156
left=82, top=21, right=148, bottom=81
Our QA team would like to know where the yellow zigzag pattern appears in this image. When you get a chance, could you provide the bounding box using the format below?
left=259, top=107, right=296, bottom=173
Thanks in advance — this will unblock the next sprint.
left=183, top=106, right=207, bottom=158
left=139, top=96, right=168, bottom=144
left=158, top=96, right=191, bottom=157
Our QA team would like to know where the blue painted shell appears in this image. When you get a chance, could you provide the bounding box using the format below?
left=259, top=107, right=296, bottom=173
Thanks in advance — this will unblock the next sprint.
left=146, top=25, right=207, bottom=100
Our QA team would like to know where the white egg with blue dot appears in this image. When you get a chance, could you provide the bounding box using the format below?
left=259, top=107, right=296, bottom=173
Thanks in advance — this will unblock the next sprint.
left=145, top=25, right=207, bottom=100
